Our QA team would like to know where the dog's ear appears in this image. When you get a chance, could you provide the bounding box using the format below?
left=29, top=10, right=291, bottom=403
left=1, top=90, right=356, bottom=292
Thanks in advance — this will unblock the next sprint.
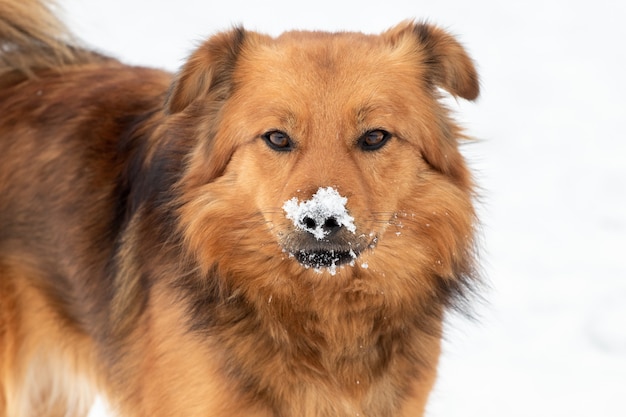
left=165, top=27, right=246, bottom=114
left=385, top=21, right=479, bottom=100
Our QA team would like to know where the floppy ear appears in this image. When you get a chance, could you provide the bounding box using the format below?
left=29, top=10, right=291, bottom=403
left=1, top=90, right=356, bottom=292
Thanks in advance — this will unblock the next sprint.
left=165, top=27, right=246, bottom=114
left=386, top=21, right=479, bottom=100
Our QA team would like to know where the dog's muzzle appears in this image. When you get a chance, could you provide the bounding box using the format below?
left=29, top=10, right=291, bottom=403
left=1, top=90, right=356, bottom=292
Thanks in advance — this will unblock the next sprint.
left=282, top=187, right=366, bottom=270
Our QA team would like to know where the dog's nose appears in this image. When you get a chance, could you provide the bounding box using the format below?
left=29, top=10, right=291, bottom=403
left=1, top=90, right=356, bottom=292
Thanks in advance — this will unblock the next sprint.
left=301, top=215, right=341, bottom=236
left=283, top=187, right=356, bottom=241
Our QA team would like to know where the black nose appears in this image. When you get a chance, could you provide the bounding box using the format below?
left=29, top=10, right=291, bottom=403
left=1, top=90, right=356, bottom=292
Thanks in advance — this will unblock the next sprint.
left=301, top=215, right=341, bottom=236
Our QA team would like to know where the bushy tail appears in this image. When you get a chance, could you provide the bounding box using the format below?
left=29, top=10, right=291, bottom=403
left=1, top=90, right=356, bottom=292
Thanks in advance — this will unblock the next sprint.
left=0, top=0, right=106, bottom=79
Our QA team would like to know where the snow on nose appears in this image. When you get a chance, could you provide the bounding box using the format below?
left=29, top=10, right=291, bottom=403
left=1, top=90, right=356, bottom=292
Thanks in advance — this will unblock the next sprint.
left=282, top=187, right=356, bottom=240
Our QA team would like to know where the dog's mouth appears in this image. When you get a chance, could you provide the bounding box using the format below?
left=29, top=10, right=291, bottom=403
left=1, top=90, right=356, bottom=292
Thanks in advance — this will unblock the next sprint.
left=281, top=235, right=376, bottom=272
left=293, top=248, right=358, bottom=269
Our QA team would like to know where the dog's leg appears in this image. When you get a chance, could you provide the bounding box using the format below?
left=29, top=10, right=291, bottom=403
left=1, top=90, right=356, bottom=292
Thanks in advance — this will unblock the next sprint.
left=103, top=285, right=274, bottom=417
left=0, top=260, right=97, bottom=417
left=396, top=326, right=443, bottom=417
left=0, top=261, right=18, bottom=417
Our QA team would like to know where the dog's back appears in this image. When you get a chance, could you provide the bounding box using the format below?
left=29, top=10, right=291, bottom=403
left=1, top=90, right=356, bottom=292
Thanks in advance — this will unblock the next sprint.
left=0, top=1, right=172, bottom=415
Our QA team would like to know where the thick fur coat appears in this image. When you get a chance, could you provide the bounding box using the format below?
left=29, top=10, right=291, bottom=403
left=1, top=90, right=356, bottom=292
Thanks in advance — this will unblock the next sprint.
left=0, top=1, right=480, bottom=416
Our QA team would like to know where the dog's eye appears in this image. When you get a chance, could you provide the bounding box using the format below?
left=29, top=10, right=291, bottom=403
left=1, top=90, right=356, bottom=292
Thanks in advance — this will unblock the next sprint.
left=359, top=129, right=391, bottom=151
left=262, top=130, right=293, bottom=151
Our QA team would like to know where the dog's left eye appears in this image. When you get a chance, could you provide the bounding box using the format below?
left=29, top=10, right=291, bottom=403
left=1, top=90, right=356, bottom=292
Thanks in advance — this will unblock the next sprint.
left=359, top=129, right=391, bottom=151
left=262, top=130, right=293, bottom=151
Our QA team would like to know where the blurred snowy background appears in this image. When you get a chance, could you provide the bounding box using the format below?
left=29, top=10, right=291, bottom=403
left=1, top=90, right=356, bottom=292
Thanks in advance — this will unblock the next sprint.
left=57, top=0, right=626, bottom=415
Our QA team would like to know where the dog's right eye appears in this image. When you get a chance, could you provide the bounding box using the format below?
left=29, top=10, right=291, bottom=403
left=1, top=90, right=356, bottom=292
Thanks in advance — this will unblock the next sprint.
left=262, top=130, right=294, bottom=151
left=358, top=129, right=391, bottom=151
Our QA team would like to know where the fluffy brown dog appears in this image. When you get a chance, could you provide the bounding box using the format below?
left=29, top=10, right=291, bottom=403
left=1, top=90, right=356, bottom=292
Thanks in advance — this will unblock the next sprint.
left=0, top=1, right=480, bottom=416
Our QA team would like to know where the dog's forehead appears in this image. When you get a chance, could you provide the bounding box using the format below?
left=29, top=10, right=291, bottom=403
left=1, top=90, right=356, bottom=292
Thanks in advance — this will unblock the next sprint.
left=233, top=31, right=423, bottom=123
left=244, top=32, right=416, bottom=85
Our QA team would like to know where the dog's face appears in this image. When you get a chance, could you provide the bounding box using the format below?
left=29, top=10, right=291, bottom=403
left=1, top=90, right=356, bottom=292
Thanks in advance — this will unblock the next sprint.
left=172, top=22, right=478, bottom=298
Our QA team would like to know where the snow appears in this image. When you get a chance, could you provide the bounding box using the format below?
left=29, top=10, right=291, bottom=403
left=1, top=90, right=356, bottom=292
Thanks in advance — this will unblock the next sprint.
left=283, top=187, right=356, bottom=240
left=54, top=1, right=626, bottom=416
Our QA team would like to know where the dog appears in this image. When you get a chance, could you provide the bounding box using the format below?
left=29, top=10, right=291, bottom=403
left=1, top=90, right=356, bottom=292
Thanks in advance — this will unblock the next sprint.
left=0, top=0, right=480, bottom=416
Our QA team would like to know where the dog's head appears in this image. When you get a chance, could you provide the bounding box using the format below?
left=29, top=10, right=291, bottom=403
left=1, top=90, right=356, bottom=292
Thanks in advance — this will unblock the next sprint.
left=171, top=21, right=479, bottom=302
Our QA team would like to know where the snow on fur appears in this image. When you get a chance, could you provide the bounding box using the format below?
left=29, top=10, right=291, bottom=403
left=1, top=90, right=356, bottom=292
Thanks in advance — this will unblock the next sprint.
left=283, top=187, right=356, bottom=239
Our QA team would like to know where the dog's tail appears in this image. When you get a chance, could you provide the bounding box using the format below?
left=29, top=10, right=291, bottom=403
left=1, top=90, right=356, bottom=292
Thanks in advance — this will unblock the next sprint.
left=0, top=0, right=107, bottom=80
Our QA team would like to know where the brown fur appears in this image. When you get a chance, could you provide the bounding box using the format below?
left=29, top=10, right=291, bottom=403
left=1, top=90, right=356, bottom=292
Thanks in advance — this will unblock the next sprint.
left=0, top=1, right=480, bottom=416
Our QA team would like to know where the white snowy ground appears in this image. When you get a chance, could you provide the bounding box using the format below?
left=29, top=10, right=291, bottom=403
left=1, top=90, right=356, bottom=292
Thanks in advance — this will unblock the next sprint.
left=57, top=0, right=626, bottom=415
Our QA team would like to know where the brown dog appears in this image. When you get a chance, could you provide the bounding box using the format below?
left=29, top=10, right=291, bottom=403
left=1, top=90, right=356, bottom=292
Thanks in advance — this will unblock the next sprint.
left=0, top=1, right=480, bottom=416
